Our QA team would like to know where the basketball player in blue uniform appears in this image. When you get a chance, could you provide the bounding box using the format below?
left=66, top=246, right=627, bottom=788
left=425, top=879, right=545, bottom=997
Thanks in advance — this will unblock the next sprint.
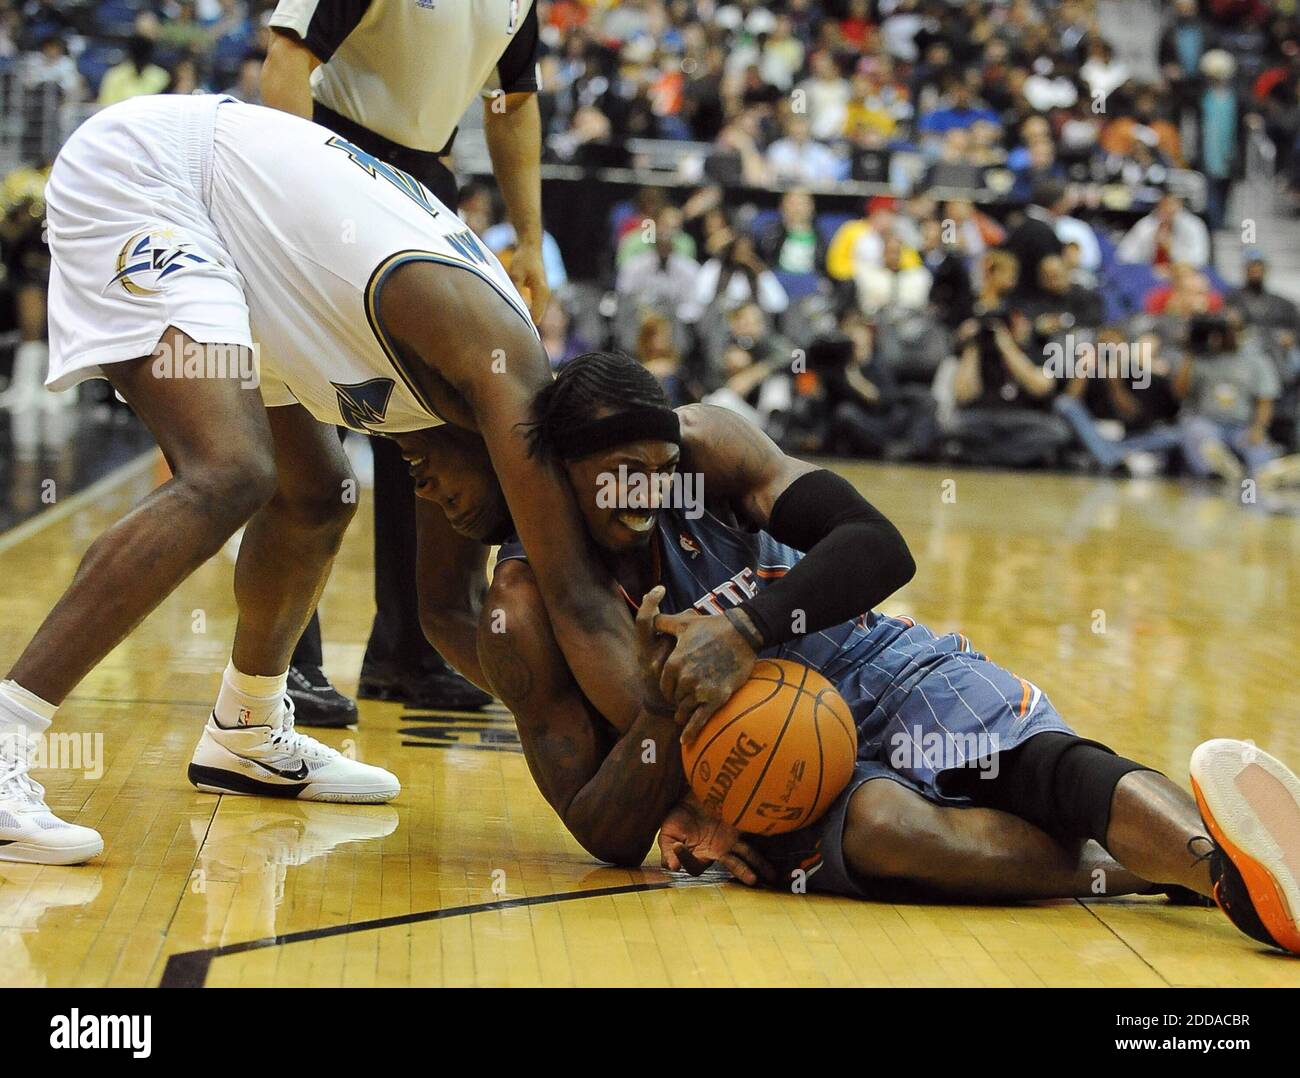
left=401, top=352, right=1300, bottom=954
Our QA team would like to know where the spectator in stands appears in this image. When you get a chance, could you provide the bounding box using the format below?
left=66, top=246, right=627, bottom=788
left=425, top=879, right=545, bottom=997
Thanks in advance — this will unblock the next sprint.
left=925, top=128, right=987, bottom=190
left=1116, top=192, right=1211, bottom=272
left=702, top=336, right=790, bottom=431
left=760, top=14, right=805, bottom=91
left=220, top=49, right=263, bottom=105
left=766, top=112, right=847, bottom=185
left=826, top=195, right=900, bottom=283
left=948, top=250, right=1071, bottom=467
left=1052, top=327, right=1184, bottom=475
left=693, top=232, right=788, bottom=317
left=167, top=55, right=209, bottom=95
left=617, top=197, right=696, bottom=265
left=1029, top=184, right=1104, bottom=276
left=713, top=300, right=793, bottom=378
left=918, top=216, right=975, bottom=328
left=1198, top=49, right=1242, bottom=232
left=917, top=75, right=1000, bottom=139
left=796, top=50, right=851, bottom=142
left=1008, top=131, right=1066, bottom=204
left=821, top=312, right=939, bottom=461
left=855, top=234, right=931, bottom=317
left=1161, top=0, right=1215, bottom=115
left=1176, top=312, right=1285, bottom=482
left=539, top=300, right=590, bottom=369
left=635, top=310, right=692, bottom=407
left=615, top=205, right=702, bottom=345
left=157, top=0, right=212, bottom=56
left=758, top=187, right=826, bottom=281
left=552, top=104, right=627, bottom=168
left=1100, top=86, right=1184, bottom=166
left=1080, top=39, right=1130, bottom=104
left=1002, top=180, right=1065, bottom=304
left=845, top=115, right=894, bottom=182
left=0, top=161, right=54, bottom=415
left=1144, top=263, right=1223, bottom=318
left=20, top=34, right=81, bottom=101
left=1230, top=276, right=1300, bottom=453
left=1026, top=254, right=1104, bottom=346
left=1233, top=250, right=1300, bottom=349
left=706, top=114, right=772, bottom=186
left=98, top=35, right=169, bottom=105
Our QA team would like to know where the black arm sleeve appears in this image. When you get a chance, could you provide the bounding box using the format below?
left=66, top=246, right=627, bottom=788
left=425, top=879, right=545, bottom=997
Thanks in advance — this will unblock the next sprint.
left=738, top=469, right=916, bottom=648
left=496, top=2, right=541, bottom=94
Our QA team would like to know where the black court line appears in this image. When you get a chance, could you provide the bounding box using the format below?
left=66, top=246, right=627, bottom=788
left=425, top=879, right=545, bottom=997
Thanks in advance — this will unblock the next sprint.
left=400, top=740, right=523, bottom=753
left=158, top=880, right=714, bottom=987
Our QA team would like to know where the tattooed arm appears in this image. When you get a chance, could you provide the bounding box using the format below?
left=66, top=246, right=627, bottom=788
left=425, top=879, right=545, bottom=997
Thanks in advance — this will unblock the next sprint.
left=478, top=560, right=685, bottom=866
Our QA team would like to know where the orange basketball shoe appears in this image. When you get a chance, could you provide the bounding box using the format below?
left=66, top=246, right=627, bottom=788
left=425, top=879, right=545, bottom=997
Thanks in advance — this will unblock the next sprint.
left=1190, top=738, right=1300, bottom=954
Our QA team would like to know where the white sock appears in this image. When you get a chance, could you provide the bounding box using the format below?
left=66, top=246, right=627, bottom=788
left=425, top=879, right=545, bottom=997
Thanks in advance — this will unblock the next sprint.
left=0, top=679, right=55, bottom=735
left=213, top=661, right=288, bottom=729
left=0, top=680, right=54, bottom=766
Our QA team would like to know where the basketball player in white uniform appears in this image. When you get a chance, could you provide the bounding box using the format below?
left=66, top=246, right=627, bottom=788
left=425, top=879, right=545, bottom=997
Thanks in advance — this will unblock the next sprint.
left=0, top=93, right=637, bottom=863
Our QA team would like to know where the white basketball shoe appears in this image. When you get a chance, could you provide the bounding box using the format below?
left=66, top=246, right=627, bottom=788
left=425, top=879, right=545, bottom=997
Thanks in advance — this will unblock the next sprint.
left=0, top=729, right=104, bottom=865
left=188, top=697, right=399, bottom=803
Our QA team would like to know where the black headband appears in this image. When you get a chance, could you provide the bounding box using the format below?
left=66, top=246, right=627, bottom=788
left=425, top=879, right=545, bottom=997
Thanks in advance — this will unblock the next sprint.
left=548, top=406, right=681, bottom=460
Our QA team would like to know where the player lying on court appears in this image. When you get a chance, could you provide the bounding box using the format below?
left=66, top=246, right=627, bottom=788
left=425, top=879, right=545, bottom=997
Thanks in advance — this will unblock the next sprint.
left=401, top=351, right=1300, bottom=955
left=0, top=94, right=646, bottom=864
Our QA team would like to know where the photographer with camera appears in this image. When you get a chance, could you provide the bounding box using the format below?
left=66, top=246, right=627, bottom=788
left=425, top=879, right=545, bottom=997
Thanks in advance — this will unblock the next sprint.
left=1176, top=311, right=1289, bottom=484
left=947, top=250, right=1069, bottom=467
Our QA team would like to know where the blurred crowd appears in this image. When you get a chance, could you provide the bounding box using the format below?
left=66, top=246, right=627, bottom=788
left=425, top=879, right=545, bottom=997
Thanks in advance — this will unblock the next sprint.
left=4, top=0, right=1300, bottom=485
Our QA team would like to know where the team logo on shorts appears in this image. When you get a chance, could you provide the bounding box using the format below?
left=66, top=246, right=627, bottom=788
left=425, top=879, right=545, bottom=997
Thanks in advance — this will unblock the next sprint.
left=333, top=377, right=396, bottom=431
left=109, top=228, right=212, bottom=296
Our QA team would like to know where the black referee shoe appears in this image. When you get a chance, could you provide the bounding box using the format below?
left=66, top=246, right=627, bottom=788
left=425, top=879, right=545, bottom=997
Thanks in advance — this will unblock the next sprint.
left=358, top=663, right=492, bottom=711
left=285, top=664, right=360, bottom=728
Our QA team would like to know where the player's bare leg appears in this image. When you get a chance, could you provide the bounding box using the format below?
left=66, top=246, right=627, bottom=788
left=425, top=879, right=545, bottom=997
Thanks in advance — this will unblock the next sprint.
left=229, top=404, right=357, bottom=677
left=841, top=779, right=1151, bottom=900
left=0, top=328, right=276, bottom=863
left=1100, top=771, right=1214, bottom=898
left=6, top=328, right=277, bottom=702
left=190, top=403, right=398, bottom=802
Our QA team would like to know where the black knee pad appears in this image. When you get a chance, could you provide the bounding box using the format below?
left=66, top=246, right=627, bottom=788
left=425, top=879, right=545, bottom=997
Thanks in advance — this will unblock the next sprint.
left=952, top=732, right=1153, bottom=845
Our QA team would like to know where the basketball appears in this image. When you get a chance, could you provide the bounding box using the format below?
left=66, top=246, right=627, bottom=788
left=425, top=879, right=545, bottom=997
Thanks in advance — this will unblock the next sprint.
left=681, top=659, right=857, bottom=836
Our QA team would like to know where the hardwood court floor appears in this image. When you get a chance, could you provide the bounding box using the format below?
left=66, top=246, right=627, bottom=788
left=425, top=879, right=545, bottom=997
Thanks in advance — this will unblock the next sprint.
left=2, top=453, right=1299, bottom=987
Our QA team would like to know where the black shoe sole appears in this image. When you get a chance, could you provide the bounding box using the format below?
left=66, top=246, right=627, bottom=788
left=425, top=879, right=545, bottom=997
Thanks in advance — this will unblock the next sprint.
left=356, top=677, right=405, bottom=702
left=188, top=763, right=308, bottom=798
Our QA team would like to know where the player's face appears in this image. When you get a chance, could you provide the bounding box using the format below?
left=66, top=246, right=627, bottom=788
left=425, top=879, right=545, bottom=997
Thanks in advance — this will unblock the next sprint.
left=394, top=429, right=513, bottom=543
left=563, top=440, right=681, bottom=554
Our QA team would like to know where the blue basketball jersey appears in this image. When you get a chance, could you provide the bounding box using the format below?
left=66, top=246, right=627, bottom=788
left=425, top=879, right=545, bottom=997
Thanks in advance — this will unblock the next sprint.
left=496, top=501, right=1071, bottom=775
